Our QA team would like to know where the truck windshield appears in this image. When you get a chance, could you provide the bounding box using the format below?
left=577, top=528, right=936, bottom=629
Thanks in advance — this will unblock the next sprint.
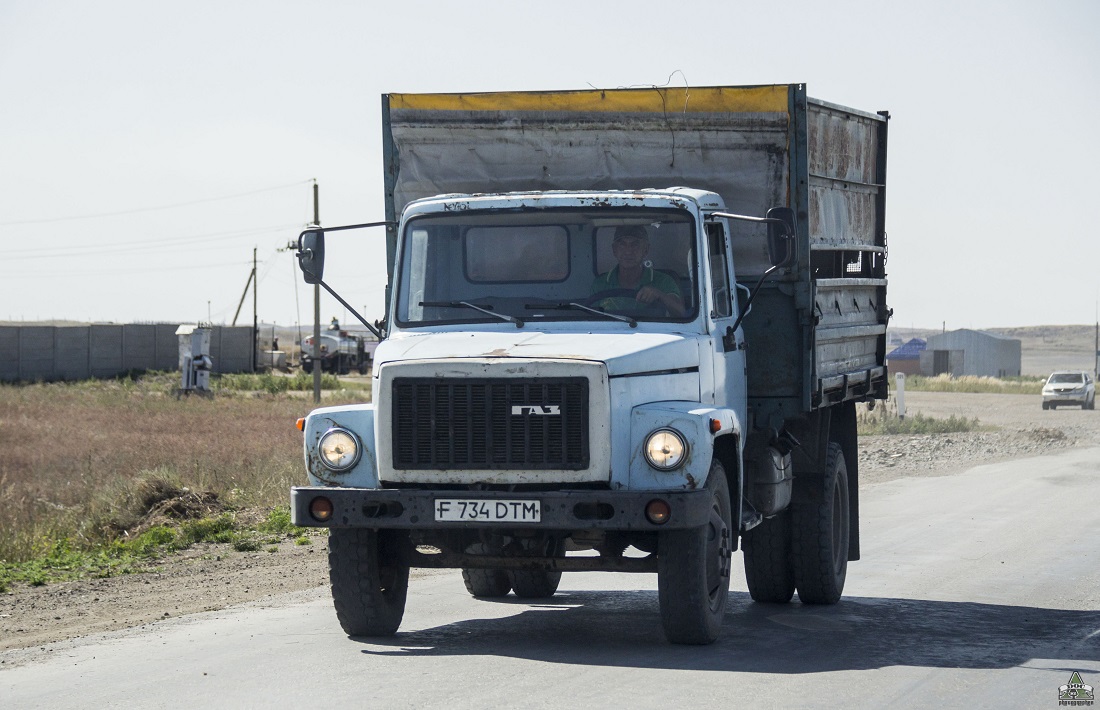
left=394, top=208, right=698, bottom=327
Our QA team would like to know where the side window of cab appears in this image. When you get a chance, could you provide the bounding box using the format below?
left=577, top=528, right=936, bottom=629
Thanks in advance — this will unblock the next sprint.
left=705, top=223, right=732, bottom=318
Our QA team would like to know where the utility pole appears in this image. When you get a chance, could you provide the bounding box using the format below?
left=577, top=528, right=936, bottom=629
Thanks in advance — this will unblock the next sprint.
left=312, top=181, right=322, bottom=403
left=252, top=247, right=258, bottom=372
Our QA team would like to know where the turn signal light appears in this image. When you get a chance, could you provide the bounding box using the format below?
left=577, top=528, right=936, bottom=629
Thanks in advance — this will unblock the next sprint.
left=710, top=418, right=721, bottom=434
left=310, top=496, right=334, bottom=522
left=296, top=417, right=306, bottom=432
left=645, top=499, right=672, bottom=525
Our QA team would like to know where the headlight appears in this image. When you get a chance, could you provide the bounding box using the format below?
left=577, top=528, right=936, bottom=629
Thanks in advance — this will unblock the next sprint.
left=318, top=428, right=361, bottom=471
left=644, top=428, right=688, bottom=471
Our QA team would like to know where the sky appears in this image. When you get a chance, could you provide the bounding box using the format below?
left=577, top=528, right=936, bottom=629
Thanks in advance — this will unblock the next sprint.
left=2, top=0, right=1098, bottom=331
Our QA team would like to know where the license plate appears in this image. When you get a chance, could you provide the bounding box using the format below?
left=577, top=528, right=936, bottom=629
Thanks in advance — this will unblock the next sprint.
left=434, top=499, right=541, bottom=523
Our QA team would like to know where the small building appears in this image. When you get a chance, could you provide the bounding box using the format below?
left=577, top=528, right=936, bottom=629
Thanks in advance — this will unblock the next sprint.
left=920, top=329, right=1021, bottom=377
left=886, top=338, right=926, bottom=376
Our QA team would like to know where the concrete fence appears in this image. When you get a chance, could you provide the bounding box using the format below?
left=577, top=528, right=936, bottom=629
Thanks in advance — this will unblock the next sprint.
left=0, top=325, right=255, bottom=383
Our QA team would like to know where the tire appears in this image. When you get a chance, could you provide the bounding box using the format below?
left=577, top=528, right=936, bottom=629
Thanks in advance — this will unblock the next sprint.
left=657, top=460, right=733, bottom=645
left=1042, top=402, right=1049, bottom=411
left=302, top=360, right=313, bottom=374
left=742, top=510, right=795, bottom=603
left=791, top=442, right=849, bottom=605
left=461, top=543, right=512, bottom=598
left=509, top=538, right=565, bottom=599
left=328, top=528, right=410, bottom=636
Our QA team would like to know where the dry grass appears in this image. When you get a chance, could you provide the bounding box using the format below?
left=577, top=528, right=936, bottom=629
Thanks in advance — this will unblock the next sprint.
left=901, top=374, right=1044, bottom=395
left=0, top=373, right=368, bottom=563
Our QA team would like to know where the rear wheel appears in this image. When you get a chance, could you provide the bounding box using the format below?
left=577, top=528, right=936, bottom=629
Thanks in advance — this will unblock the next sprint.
left=791, top=442, right=849, bottom=605
left=1042, top=402, right=1050, bottom=410
left=742, top=510, right=795, bottom=603
left=657, top=460, right=733, bottom=644
left=328, top=528, right=410, bottom=636
left=461, top=543, right=512, bottom=598
left=510, top=538, right=565, bottom=599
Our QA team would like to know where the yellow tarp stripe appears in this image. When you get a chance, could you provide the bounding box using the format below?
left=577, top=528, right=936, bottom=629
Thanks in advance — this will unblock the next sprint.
left=389, top=85, right=791, bottom=114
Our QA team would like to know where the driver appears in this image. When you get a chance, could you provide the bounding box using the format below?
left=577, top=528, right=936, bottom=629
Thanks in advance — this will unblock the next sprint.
left=590, top=225, right=685, bottom=316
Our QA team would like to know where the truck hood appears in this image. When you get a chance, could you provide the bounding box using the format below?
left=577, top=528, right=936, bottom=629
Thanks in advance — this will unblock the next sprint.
left=375, top=331, right=699, bottom=377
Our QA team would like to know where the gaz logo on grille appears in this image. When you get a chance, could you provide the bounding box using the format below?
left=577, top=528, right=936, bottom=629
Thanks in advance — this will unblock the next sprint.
left=511, top=405, right=561, bottom=416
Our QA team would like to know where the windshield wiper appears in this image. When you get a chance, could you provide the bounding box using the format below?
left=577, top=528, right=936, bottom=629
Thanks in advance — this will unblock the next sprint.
left=526, top=302, right=637, bottom=328
left=420, top=301, right=524, bottom=328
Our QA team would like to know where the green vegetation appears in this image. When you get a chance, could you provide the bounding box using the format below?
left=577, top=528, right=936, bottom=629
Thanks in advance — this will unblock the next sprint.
left=900, top=374, right=1044, bottom=395
left=858, top=406, right=982, bottom=436
left=0, top=509, right=316, bottom=590
left=0, top=373, right=352, bottom=590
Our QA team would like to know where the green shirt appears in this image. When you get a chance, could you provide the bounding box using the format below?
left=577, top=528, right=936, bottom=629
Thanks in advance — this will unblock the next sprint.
left=590, top=266, right=681, bottom=313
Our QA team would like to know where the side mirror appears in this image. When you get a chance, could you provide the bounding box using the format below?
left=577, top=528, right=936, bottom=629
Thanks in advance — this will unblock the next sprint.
left=297, top=229, right=325, bottom=285
left=765, top=207, right=795, bottom=268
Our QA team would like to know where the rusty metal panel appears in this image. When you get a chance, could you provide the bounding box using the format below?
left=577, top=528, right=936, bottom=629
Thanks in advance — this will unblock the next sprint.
left=806, top=101, right=885, bottom=252
left=806, top=102, right=880, bottom=184
left=809, top=181, right=880, bottom=249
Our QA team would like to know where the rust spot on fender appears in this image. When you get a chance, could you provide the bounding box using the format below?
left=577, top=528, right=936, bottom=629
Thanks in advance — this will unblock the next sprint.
left=685, top=473, right=698, bottom=489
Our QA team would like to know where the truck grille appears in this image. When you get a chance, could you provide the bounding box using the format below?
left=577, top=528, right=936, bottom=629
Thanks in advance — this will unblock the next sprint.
left=392, top=377, right=589, bottom=470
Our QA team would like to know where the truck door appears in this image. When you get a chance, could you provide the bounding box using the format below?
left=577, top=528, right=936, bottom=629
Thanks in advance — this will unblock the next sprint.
left=705, top=221, right=748, bottom=424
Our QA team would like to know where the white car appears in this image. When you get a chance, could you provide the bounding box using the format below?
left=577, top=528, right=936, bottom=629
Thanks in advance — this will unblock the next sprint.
left=1041, top=371, right=1095, bottom=410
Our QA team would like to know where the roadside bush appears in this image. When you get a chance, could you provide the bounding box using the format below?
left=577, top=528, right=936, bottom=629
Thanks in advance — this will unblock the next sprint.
left=258, top=506, right=303, bottom=537
left=858, top=403, right=981, bottom=436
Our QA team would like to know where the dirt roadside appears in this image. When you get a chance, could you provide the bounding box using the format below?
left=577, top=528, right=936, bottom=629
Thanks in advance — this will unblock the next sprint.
left=2, top=390, right=1097, bottom=655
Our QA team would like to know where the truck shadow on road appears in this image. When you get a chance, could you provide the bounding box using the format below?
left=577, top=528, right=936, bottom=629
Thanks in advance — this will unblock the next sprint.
left=354, top=590, right=1100, bottom=672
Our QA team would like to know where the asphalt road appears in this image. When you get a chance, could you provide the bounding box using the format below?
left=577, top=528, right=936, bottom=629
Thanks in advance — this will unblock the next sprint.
left=3, top=448, right=1099, bottom=710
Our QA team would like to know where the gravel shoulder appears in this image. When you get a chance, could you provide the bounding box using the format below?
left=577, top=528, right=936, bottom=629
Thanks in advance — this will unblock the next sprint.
left=3, top=390, right=1097, bottom=656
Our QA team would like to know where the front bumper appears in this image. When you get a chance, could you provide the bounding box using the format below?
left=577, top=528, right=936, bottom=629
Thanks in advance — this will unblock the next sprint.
left=291, top=486, right=714, bottom=531
left=1043, top=392, right=1088, bottom=405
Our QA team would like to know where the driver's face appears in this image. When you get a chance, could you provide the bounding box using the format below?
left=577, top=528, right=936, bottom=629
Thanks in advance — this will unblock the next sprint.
left=612, top=236, right=648, bottom=266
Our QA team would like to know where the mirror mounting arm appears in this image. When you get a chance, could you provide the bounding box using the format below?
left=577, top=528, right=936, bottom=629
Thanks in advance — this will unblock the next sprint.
left=296, top=221, right=394, bottom=341
left=315, top=279, right=384, bottom=341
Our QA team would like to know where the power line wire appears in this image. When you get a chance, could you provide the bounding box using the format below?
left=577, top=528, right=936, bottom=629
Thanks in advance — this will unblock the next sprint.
left=0, top=180, right=313, bottom=226
left=5, top=224, right=301, bottom=260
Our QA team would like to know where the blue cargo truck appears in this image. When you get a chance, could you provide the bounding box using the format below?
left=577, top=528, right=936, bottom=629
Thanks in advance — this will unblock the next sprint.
left=290, top=83, right=890, bottom=644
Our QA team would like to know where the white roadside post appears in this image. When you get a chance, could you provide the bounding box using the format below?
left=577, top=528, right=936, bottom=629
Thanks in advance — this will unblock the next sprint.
left=896, top=372, right=906, bottom=420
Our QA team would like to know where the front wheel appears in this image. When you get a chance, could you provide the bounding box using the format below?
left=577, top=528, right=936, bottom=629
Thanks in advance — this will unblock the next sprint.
left=791, top=442, right=849, bottom=604
left=657, top=460, right=733, bottom=644
left=328, top=528, right=410, bottom=636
